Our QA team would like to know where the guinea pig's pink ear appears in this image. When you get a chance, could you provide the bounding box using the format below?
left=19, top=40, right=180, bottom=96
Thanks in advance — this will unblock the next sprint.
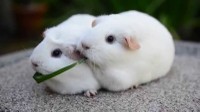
left=92, top=15, right=107, bottom=27
left=124, top=37, right=140, bottom=50
left=42, top=32, right=46, bottom=38
left=63, top=45, right=81, bottom=60
left=92, top=20, right=97, bottom=27
left=64, top=45, right=75, bottom=56
left=92, top=18, right=102, bottom=27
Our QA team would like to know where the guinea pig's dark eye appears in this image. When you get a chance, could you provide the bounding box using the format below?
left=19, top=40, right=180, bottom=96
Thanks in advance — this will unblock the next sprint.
left=106, top=35, right=115, bottom=44
left=51, top=49, right=62, bottom=58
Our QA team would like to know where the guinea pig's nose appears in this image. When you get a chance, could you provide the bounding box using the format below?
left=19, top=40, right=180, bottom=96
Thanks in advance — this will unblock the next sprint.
left=82, top=43, right=90, bottom=50
left=31, top=61, right=38, bottom=67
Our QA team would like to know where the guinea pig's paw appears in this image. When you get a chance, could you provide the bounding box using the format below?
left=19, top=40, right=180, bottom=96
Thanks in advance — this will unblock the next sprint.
left=84, top=90, right=97, bottom=97
left=129, top=84, right=139, bottom=90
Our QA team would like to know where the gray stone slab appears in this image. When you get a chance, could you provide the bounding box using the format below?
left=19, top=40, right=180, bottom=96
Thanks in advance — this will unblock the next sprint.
left=0, top=49, right=32, bottom=68
left=0, top=55, right=200, bottom=111
left=0, top=41, right=200, bottom=111
left=175, top=41, right=200, bottom=57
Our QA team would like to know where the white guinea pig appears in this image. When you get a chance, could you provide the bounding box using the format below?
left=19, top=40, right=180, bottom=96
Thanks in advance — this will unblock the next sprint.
left=78, top=11, right=175, bottom=91
left=30, top=14, right=100, bottom=97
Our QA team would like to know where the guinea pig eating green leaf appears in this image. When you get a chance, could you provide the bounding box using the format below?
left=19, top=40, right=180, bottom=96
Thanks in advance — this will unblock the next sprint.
left=33, top=59, right=86, bottom=83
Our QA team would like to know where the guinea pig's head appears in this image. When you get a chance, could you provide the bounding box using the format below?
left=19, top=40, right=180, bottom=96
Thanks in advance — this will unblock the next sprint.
left=78, top=17, right=140, bottom=66
left=30, top=28, right=81, bottom=74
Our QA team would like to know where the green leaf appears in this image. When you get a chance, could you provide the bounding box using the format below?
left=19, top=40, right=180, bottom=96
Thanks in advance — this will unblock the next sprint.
left=33, top=59, right=86, bottom=83
left=146, top=0, right=165, bottom=15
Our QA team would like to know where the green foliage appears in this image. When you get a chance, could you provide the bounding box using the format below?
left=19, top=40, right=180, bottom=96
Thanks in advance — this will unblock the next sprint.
left=43, top=0, right=200, bottom=40
left=103, top=0, right=200, bottom=40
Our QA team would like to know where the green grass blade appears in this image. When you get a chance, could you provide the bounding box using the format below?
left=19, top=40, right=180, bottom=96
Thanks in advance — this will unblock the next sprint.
left=33, top=59, right=86, bottom=83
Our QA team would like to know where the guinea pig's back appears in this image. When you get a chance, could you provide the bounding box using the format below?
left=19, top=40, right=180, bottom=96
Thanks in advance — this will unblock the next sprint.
left=123, top=11, right=175, bottom=81
left=59, top=14, right=95, bottom=28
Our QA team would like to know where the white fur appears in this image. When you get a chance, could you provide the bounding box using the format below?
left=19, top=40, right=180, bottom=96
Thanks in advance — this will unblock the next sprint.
left=30, top=14, right=100, bottom=95
left=78, top=11, right=175, bottom=91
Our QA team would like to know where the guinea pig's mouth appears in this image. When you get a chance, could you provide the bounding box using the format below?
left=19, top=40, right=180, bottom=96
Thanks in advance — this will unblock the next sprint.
left=75, top=50, right=88, bottom=60
left=33, top=67, right=51, bottom=75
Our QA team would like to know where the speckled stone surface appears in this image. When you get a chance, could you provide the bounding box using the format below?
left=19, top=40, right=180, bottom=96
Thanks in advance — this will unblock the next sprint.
left=0, top=41, right=200, bottom=112
left=0, top=49, right=32, bottom=68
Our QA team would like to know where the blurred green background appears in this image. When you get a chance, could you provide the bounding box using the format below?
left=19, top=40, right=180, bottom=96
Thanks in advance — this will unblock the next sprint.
left=0, top=0, right=200, bottom=55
